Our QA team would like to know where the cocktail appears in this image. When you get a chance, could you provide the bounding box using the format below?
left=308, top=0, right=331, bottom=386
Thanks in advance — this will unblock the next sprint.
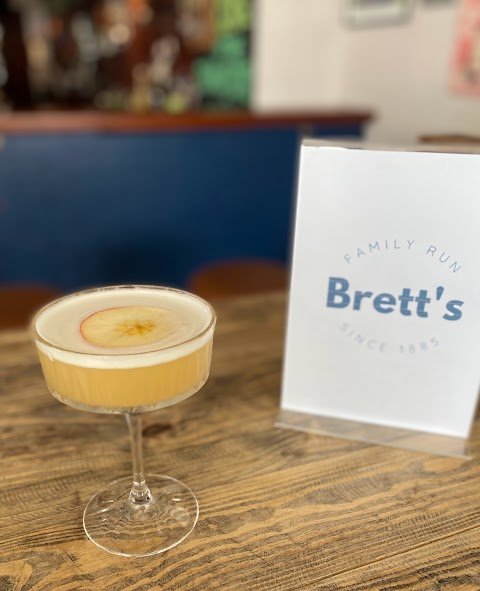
left=31, top=285, right=216, bottom=556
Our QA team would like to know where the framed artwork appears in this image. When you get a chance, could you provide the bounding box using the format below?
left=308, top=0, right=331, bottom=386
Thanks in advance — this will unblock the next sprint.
left=450, top=0, right=480, bottom=96
left=343, top=0, right=414, bottom=27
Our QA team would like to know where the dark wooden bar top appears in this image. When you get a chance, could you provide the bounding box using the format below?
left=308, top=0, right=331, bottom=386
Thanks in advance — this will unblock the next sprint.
left=0, top=292, right=479, bottom=588
left=0, top=109, right=373, bottom=134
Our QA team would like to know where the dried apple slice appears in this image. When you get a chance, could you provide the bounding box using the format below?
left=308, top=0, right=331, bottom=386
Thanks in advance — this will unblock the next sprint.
left=80, top=306, right=174, bottom=348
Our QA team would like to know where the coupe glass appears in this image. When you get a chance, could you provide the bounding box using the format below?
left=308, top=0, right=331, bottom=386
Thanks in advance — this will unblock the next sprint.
left=31, top=285, right=216, bottom=557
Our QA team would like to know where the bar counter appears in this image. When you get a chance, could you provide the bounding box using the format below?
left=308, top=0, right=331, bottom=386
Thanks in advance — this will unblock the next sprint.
left=0, top=292, right=479, bottom=588
left=0, top=109, right=373, bottom=290
left=0, top=109, right=373, bottom=134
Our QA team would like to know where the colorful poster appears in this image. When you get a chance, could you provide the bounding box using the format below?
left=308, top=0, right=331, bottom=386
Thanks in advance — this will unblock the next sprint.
left=450, top=0, right=480, bottom=96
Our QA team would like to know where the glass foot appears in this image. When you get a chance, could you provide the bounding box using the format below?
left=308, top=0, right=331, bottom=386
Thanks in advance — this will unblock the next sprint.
left=83, top=475, right=199, bottom=557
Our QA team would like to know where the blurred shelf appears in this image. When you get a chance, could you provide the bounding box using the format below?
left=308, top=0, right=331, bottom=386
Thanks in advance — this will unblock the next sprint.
left=0, top=109, right=373, bottom=134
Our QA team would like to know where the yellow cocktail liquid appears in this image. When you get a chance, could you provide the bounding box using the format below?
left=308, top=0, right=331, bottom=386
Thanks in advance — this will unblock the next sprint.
left=33, top=286, right=215, bottom=413
left=37, top=340, right=212, bottom=412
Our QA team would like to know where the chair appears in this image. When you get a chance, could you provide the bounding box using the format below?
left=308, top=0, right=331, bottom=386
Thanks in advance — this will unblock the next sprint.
left=0, top=283, right=60, bottom=330
left=188, top=258, right=288, bottom=300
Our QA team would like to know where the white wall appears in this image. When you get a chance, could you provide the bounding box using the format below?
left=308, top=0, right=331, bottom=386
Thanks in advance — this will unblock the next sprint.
left=253, top=0, right=348, bottom=109
left=253, top=0, right=480, bottom=144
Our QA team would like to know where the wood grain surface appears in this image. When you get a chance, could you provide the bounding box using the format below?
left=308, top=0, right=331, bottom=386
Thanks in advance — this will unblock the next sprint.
left=0, top=292, right=479, bottom=590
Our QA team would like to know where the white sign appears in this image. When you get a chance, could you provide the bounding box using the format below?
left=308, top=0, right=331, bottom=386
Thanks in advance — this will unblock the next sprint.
left=281, top=142, right=480, bottom=440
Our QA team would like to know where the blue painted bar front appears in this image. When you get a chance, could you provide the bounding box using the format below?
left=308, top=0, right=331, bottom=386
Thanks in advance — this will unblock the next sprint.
left=0, top=120, right=368, bottom=291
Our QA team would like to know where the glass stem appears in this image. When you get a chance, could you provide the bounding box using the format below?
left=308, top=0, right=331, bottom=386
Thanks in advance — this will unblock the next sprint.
left=126, top=414, right=152, bottom=505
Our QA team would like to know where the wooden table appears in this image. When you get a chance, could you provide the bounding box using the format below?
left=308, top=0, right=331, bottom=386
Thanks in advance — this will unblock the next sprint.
left=1, top=293, right=480, bottom=589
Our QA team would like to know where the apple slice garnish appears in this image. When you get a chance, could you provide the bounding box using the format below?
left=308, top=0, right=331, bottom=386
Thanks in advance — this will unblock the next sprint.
left=80, top=306, right=174, bottom=348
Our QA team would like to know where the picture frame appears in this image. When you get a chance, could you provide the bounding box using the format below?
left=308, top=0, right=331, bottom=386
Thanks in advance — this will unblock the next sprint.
left=343, top=0, right=414, bottom=27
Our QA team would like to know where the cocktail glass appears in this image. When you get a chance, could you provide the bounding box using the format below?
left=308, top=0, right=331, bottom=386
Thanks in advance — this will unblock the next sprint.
left=31, top=285, right=216, bottom=557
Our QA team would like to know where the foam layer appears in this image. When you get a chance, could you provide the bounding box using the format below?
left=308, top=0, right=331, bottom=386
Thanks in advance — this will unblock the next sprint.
left=34, top=286, right=215, bottom=369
